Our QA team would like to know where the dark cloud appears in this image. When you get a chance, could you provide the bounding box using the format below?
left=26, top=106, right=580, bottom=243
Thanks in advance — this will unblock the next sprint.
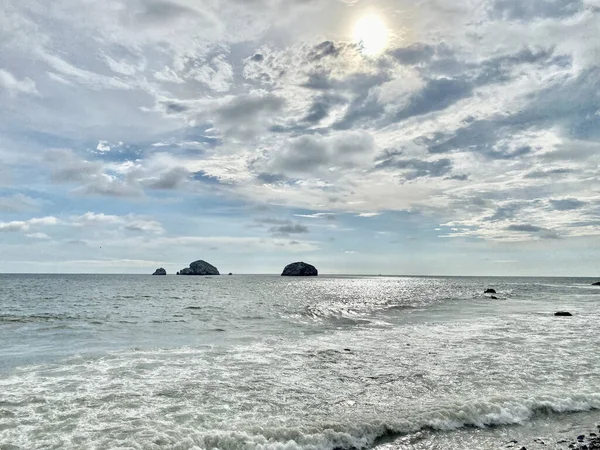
left=484, top=201, right=538, bottom=222
left=524, top=168, right=574, bottom=178
left=250, top=53, right=264, bottom=62
left=144, top=167, right=190, bottom=189
left=267, top=131, right=374, bottom=175
left=420, top=120, right=533, bottom=158
left=269, top=223, right=309, bottom=236
left=134, top=1, right=198, bottom=24
left=254, top=217, right=310, bottom=236
left=474, top=48, right=556, bottom=85
left=45, top=149, right=104, bottom=183
left=256, top=172, right=288, bottom=184
left=389, top=43, right=436, bottom=65
left=308, top=41, right=340, bottom=60
left=549, top=198, right=587, bottom=211
left=506, top=223, right=560, bottom=239
left=216, top=92, right=285, bottom=123
left=489, top=0, right=583, bottom=20
left=376, top=157, right=453, bottom=179
left=394, top=77, right=473, bottom=121
left=447, top=174, right=469, bottom=181
left=302, top=94, right=347, bottom=124
left=162, top=101, right=189, bottom=114
left=301, top=72, right=334, bottom=90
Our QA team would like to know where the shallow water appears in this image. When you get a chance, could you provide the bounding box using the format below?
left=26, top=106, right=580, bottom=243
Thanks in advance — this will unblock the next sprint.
left=0, top=274, right=599, bottom=449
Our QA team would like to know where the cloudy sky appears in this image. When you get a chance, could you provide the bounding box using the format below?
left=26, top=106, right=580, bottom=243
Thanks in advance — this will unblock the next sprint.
left=1, top=0, right=599, bottom=275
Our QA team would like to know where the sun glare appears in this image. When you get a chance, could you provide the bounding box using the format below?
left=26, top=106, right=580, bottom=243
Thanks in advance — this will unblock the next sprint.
left=352, top=14, right=389, bottom=56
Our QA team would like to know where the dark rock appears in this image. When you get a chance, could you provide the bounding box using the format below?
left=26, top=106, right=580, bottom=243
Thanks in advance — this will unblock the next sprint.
left=281, top=261, right=318, bottom=276
left=491, top=295, right=498, bottom=299
left=554, top=311, right=573, bottom=316
left=152, top=268, right=167, bottom=276
left=484, top=288, right=496, bottom=294
left=579, top=435, right=586, bottom=441
left=228, top=273, right=233, bottom=275
left=592, top=282, right=600, bottom=286
left=177, top=260, right=220, bottom=276
left=520, top=447, right=527, bottom=450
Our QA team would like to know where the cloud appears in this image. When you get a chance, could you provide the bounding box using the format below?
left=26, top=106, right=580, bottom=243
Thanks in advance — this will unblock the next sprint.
left=2, top=0, right=600, bottom=270
left=254, top=217, right=310, bottom=236
left=294, top=213, right=336, bottom=220
left=0, top=69, right=37, bottom=96
left=142, top=167, right=190, bottom=189
left=0, top=194, right=42, bottom=212
left=505, top=223, right=561, bottom=239
left=96, top=140, right=111, bottom=152
left=266, top=130, right=376, bottom=176
left=0, top=216, right=58, bottom=232
left=74, top=212, right=164, bottom=234
left=489, top=0, right=584, bottom=20
left=549, top=198, right=587, bottom=210
left=375, top=157, right=453, bottom=179
left=269, top=223, right=309, bottom=236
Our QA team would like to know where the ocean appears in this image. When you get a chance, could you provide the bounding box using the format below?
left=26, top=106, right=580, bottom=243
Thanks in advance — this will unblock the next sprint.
left=0, top=274, right=599, bottom=449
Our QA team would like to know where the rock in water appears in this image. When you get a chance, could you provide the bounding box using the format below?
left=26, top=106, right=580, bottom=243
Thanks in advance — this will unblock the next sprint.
left=152, top=268, right=167, bottom=275
left=281, top=262, right=318, bottom=276
left=484, top=288, right=496, bottom=294
left=554, top=311, right=573, bottom=316
left=592, top=281, right=600, bottom=286
left=177, top=260, right=220, bottom=276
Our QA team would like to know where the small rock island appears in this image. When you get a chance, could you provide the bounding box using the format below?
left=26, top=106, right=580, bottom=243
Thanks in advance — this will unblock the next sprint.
left=281, top=261, right=318, bottom=276
left=176, top=260, right=220, bottom=276
left=592, top=281, right=600, bottom=286
left=152, top=268, right=167, bottom=275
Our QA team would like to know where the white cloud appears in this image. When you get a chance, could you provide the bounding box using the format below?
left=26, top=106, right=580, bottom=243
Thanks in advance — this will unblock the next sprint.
left=0, top=69, right=37, bottom=96
left=0, top=216, right=58, bottom=232
left=96, top=140, right=111, bottom=152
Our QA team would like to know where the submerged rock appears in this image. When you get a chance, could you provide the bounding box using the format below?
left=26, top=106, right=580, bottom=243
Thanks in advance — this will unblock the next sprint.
left=484, top=288, right=496, bottom=294
left=490, top=295, right=498, bottom=299
left=281, top=261, right=318, bottom=276
left=152, top=268, right=167, bottom=275
left=177, top=260, right=220, bottom=276
left=554, top=311, right=573, bottom=316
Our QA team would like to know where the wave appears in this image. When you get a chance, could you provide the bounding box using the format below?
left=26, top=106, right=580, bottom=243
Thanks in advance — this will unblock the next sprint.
left=191, top=394, right=600, bottom=450
left=0, top=313, right=77, bottom=324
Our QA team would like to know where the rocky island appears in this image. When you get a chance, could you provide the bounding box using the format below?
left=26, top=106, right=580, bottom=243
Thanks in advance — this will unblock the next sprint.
left=176, top=260, right=220, bottom=276
left=152, top=268, right=167, bottom=275
left=281, top=261, right=318, bottom=276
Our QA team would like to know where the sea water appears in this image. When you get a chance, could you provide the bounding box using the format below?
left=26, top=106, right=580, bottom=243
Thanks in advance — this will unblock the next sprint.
left=0, top=274, right=599, bottom=449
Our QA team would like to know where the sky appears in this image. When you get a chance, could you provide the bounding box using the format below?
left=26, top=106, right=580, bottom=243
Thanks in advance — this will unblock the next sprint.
left=1, top=0, right=600, bottom=275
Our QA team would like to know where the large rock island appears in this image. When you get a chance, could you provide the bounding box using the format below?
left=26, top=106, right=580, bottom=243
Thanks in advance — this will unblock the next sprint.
left=281, top=261, right=318, bottom=276
left=152, top=268, right=167, bottom=275
left=177, top=260, right=220, bottom=276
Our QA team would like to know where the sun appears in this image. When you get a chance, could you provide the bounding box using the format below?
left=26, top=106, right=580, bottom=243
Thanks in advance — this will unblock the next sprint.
left=352, top=14, right=389, bottom=56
